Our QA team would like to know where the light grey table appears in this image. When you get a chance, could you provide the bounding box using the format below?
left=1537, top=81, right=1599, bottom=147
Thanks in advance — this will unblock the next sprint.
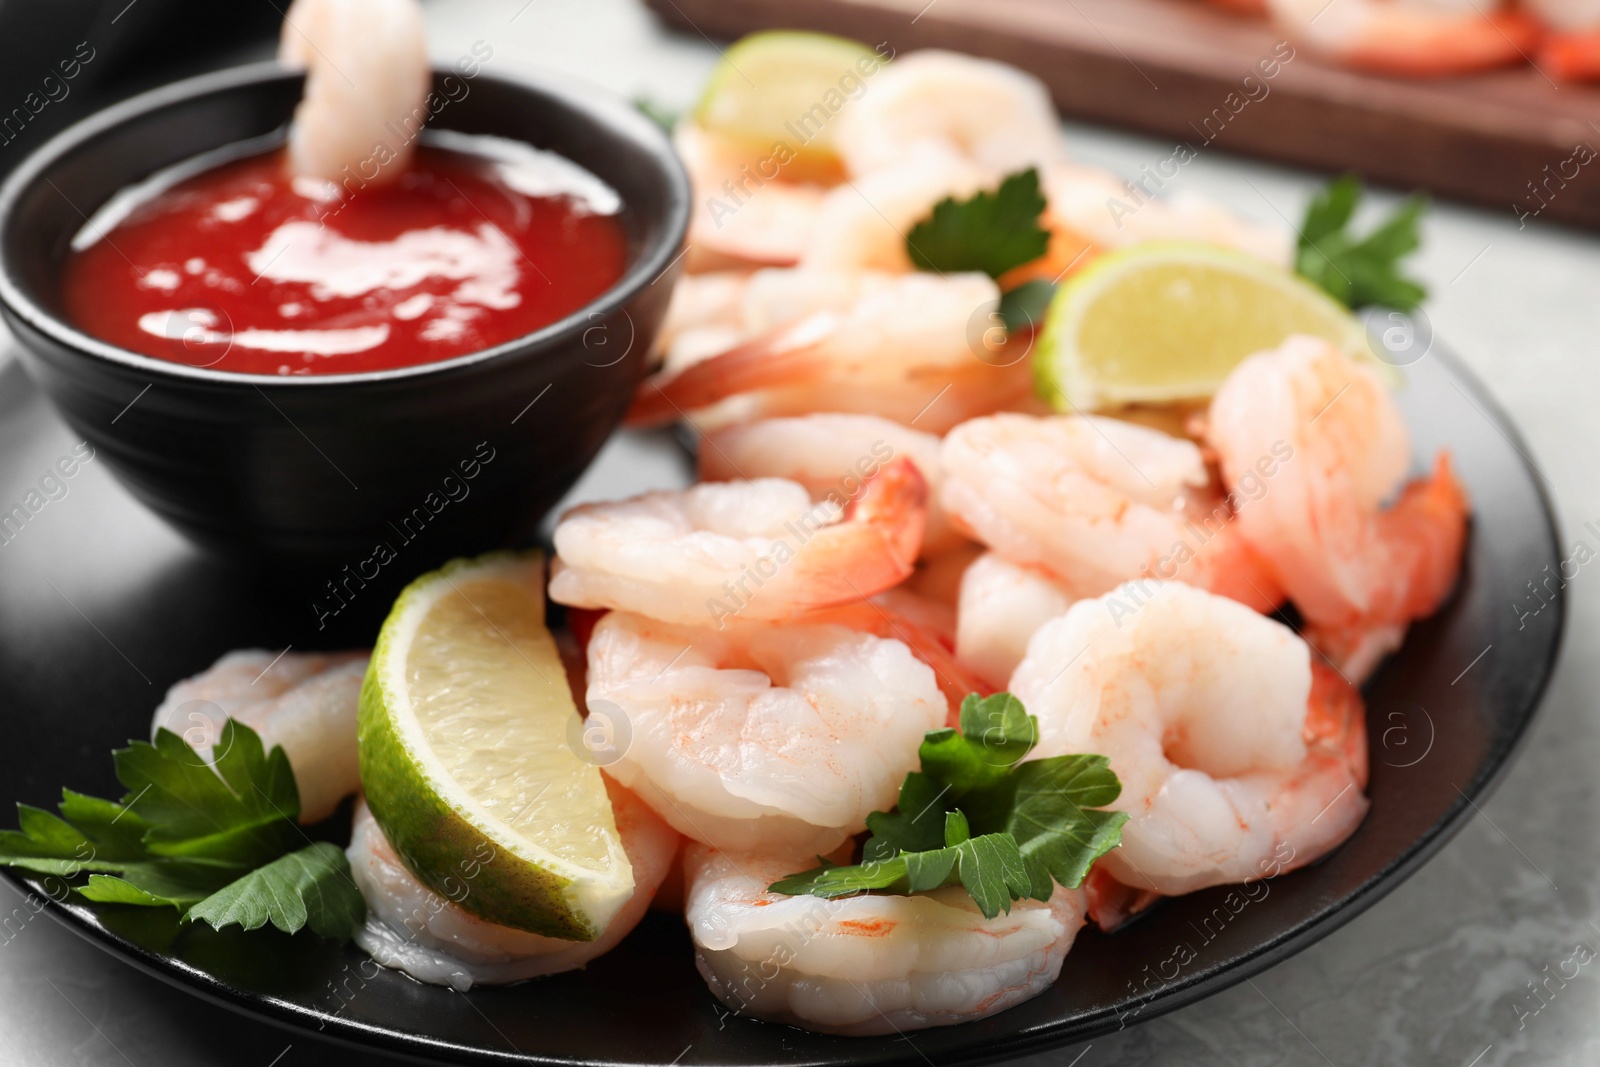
left=3, top=1, right=1597, bottom=1064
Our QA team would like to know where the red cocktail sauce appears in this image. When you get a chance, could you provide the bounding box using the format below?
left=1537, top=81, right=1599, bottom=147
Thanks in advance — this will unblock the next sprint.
left=62, top=142, right=628, bottom=375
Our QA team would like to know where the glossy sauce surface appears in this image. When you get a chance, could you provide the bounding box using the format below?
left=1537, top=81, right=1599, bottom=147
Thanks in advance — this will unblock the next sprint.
left=61, top=139, right=628, bottom=375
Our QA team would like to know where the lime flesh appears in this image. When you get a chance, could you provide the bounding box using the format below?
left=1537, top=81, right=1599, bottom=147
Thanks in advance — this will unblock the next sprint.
left=693, top=30, right=885, bottom=180
left=359, top=552, right=630, bottom=941
left=1034, top=242, right=1374, bottom=411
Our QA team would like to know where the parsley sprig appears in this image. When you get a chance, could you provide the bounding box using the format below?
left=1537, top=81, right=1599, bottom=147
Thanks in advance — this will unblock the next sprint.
left=1296, top=175, right=1428, bottom=312
left=0, top=721, right=364, bottom=940
left=906, top=168, right=1051, bottom=279
left=903, top=166, right=1431, bottom=327
left=770, top=693, right=1127, bottom=919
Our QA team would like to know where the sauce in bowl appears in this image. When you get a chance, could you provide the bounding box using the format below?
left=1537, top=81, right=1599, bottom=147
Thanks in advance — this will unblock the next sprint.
left=61, top=134, right=629, bottom=375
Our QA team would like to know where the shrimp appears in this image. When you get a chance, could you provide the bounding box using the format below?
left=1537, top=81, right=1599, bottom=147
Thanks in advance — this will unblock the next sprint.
left=685, top=844, right=1088, bottom=1035
left=649, top=268, right=984, bottom=379
left=1011, top=581, right=1369, bottom=897
left=699, top=414, right=963, bottom=556
left=906, top=541, right=987, bottom=607
left=585, top=612, right=946, bottom=854
left=1264, top=0, right=1540, bottom=75
left=653, top=270, right=752, bottom=372
left=676, top=125, right=828, bottom=271
left=278, top=0, right=430, bottom=184
left=801, top=143, right=988, bottom=272
left=831, top=51, right=1068, bottom=180
left=1031, top=163, right=1292, bottom=274
left=348, top=780, right=680, bottom=990
left=150, top=649, right=366, bottom=823
left=956, top=552, right=1077, bottom=690
left=629, top=272, right=1034, bottom=434
left=549, top=459, right=926, bottom=626
left=939, top=413, right=1284, bottom=611
left=1207, top=335, right=1468, bottom=678
left=805, top=593, right=994, bottom=723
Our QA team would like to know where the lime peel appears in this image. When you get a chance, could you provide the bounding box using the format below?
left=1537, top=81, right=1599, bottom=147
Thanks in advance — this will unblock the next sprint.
left=359, top=551, right=630, bottom=941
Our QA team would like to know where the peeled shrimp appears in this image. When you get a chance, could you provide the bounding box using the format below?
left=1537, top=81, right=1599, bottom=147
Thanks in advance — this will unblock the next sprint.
left=549, top=460, right=925, bottom=626
left=940, top=413, right=1283, bottom=610
left=699, top=414, right=962, bottom=556
left=652, top=270, right=754, bottom=373
left=278, top=0, right=430, bottom=184
left=1208, top=336, right=1468, bottom=676
left=676, top=125, right=827, bottom=271
left=1032, top=163, right=1292, bottom=273
left=1265, top=0, right=1539, bottom=75
left=150, top=649, right=366, bottom=823
left=832, top=51, right=1068, bottom=180
left=1011, top=581, right=1369, bottom=896
left=349, top=781, right=680, bottom=990
left=685, top=844, right=1087, bottom=1035
left=585, top=611, right=946, bottom=854
left=652, top=267, right=922, bottom=378
left=801, top=143, right=987, bottom=272
left=805, top=594, right=993, bottom=722
left=631, top=272, right=1034, bottom=434
left=956, top=552, right=1077, bottom=689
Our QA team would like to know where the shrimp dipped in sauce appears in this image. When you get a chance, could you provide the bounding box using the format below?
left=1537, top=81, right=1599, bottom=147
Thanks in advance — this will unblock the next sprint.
left=278, top=0, right=429, bottom=184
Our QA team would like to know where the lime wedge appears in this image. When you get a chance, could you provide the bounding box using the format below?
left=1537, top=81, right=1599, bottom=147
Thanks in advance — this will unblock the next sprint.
left=1033, top=242, right=1377, bottom=411
left=693, top=30, right=884, bottom=181
left=359, top=551, right=631, bottom=941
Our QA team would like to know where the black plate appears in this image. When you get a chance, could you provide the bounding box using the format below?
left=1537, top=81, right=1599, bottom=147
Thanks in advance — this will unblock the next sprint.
left=0, top=342, right=1563, bottom=1066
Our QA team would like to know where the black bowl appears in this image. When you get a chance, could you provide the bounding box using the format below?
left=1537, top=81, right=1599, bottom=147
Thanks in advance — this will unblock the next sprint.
left=0, top=61, right=690, bottom=567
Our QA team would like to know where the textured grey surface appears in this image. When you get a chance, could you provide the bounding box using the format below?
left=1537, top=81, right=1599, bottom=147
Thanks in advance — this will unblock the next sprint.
left=3, top=0, right=1598, bottom=1064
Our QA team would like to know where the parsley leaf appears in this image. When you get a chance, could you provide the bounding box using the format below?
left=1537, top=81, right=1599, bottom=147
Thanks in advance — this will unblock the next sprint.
left=0, top=720, right=362, bottom=940
left=185, top=843, right=365, bottom=939
left=771, top=693, right=1127, bottom=919
left=633, top=96, right=679, bottom=133
left=770, top=811, right=1037, bottom=919
left=1296, top=175, right=1428, bottom=312
left=906, top=168, right=1050, bottom=279
left=115, top=721, right=299, bottom=865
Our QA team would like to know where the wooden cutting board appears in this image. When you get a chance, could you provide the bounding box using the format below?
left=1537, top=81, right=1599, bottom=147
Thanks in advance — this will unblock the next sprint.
left=645, top=0, right=1600, bottom=230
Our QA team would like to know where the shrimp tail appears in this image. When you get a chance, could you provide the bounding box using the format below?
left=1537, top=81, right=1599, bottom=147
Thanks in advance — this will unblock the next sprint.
left=1181, top=525, right=1289, bottom=615
left=1541, top=28, right=1600, bottom=81
left=1302, top=619, right=1407, bottom=687
left=788, top=457, right=929, bottom=611
left=1082, top=866, right=1161, bottom=933
left=627, top=315, right=836, bottom=426
left=1305, top=661, right=1370, bottom=792
left=1379, top=450, right=1470, bottom=622
left=849, top=456, right=929, bottom=576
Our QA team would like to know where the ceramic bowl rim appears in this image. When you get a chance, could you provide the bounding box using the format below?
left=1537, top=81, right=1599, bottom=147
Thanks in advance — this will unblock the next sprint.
left=0, top=60, right=691, bottom=389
